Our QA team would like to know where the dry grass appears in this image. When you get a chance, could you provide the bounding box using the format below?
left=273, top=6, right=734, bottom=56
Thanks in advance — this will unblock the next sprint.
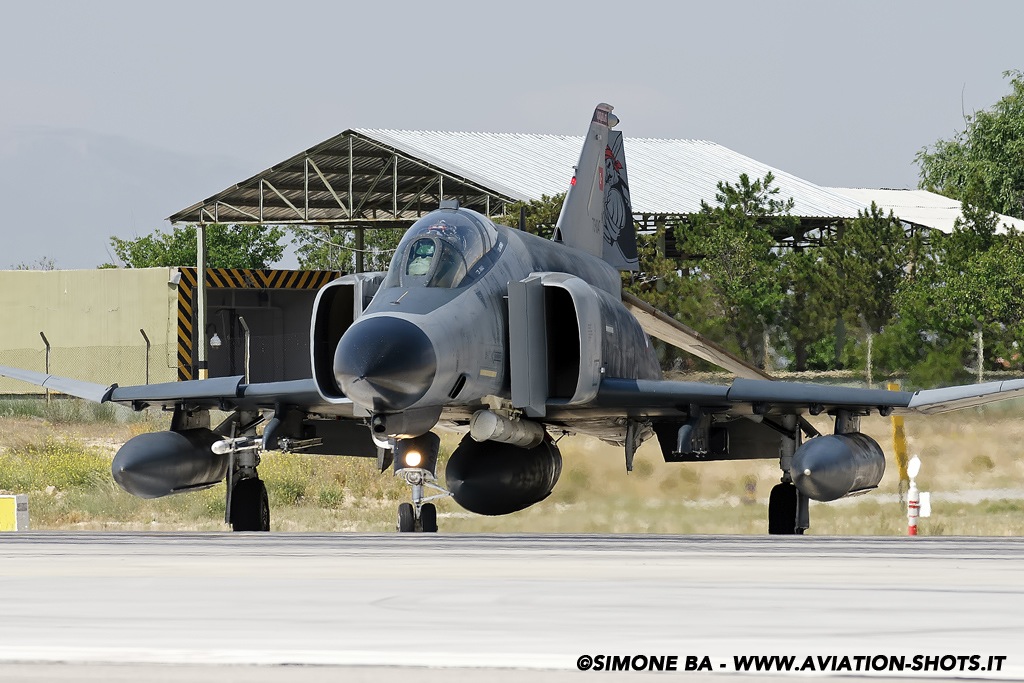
left=3, top=399, right=1024, bottom=535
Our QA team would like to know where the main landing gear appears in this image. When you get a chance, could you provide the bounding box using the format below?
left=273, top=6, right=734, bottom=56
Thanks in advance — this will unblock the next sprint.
left=767, top=480, right=807, bottom=535
left=215, top=412, right=275, bottom=532
left=768, top=415, right=809, bottom=535
left=391, top=432, right=450, bottom=533
left=223, top=436, right=271, bottom=532
left=214, top=409, right=327, bottom=532
left=230, top=476, right=270, bottom=531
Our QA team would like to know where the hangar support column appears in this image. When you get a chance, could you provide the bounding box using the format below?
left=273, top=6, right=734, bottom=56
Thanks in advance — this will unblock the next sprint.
left=196, top=224, right=209, bottom=379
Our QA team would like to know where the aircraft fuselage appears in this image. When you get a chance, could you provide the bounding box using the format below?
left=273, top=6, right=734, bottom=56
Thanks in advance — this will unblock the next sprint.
left=331, top=207, right=661, bottom=426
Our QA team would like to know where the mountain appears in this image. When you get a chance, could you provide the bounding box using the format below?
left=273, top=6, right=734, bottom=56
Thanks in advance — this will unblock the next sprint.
left=0, top=128, right=258, bottom=269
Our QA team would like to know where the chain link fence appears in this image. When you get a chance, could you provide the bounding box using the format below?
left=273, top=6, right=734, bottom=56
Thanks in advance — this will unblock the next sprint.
left=0, top=344, right=176, bottom=396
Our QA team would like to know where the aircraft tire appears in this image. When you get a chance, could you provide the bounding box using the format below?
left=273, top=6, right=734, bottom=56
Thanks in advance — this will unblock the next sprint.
left=398, top=503, right=415, bottom=532
left=420, top=503, right=438, bottom=533
left=230, top=478, right=270, bottom=532
left=767, top=482, right=799, bottom=535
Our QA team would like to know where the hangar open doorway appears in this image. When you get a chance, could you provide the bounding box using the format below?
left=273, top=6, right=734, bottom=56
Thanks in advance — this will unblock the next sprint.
left=176, top=267, right=340, bottom=382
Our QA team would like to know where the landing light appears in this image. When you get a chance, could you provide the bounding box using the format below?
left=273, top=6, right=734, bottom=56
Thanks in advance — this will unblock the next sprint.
left=405, top=450, right=423, bottom=468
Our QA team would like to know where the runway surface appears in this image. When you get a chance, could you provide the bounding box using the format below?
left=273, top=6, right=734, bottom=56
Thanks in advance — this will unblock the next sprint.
left=0, top=534, right=1022, bottom=681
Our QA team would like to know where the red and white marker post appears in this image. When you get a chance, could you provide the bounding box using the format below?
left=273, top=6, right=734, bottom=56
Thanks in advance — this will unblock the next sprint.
left=907, top=480, right=920, bottom=536
left=906, top=455, right=929, bottom=536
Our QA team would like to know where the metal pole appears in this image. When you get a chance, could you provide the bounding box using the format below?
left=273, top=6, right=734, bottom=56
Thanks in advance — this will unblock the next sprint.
left=976, top=328, right=984, bottom=384
left=140, top=329, right=151, bottom=385
left=866, top=331, right=874, bottom=389
left=238, top=316, right=251, bottom=385
left=356, top=227, right=364, bottom=273
left=196, top=225, right=209, bottom=380
left=39, top=332, right=50, bottom=404
left=888, top=381, right=909, bottom=502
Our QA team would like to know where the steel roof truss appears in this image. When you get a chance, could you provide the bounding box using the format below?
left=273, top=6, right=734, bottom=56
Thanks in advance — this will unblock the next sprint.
left=261, top=179, right=305, bottom=220
left=305, top=157, right=349, bottom=218
left=354, top=156, right=395, bottom=217
left=215, top=201, right=260, bottom=223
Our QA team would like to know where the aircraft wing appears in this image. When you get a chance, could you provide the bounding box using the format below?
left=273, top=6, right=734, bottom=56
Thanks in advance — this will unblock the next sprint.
left=6, top=364, right=1023, bottom=422
left=903, top=379, right=1024, bottom=414
left=0, top=365, right=339, bottom=413
left=622, top=293, right=773, bottom=380
left=619, top=296, right=1024, bottom=414
left=594, top=376, right=1024, bottom=416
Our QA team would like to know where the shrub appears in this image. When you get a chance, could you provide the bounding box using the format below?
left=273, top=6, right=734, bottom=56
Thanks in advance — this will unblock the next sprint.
left=0, top=437, right=110, bottom=492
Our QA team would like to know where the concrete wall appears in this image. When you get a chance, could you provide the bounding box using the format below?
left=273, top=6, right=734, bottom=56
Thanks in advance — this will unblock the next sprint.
left=0, top=268, right=178, bottom=395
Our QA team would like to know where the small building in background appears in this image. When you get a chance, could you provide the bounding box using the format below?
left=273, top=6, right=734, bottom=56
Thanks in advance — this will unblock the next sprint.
left=0, top=267, right=339, bottom=396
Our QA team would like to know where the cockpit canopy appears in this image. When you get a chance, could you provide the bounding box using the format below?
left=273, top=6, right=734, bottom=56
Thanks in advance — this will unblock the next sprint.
left=384, top=209, right=499, bottom=289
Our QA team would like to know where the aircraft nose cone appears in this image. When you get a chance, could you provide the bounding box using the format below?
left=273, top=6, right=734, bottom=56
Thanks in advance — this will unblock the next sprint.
left=334, top=316, right=436, bottom=411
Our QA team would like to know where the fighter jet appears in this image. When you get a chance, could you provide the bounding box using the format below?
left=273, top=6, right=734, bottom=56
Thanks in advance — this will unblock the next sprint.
left=4, top=103, right=1024, bottom=534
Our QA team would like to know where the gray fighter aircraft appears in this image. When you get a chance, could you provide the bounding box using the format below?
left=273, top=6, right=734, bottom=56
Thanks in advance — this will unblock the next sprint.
left=4, top=103, right=1024, bottom=534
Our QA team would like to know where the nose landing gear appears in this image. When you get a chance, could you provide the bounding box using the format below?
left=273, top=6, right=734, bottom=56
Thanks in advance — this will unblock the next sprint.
left=397, top=469, right=448, bottom=532
left=391, top=432, right=450, bottom=533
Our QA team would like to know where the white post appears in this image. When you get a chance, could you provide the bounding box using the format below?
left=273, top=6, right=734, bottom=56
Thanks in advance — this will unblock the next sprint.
left=906, top=455, right=929, bottom=536
left=196, top=225, right=208, bottom=379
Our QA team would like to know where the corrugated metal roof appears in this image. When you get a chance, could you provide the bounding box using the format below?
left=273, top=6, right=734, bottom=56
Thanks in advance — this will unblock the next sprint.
left=358, top=130, right=867, bottom=219
left=169, top=128, right=871, bottom=226
left=826, top=187, right=1024, bottom=234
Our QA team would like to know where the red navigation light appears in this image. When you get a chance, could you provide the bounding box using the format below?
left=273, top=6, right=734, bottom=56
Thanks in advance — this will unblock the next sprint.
left=570, top=176, right=577, bottom=186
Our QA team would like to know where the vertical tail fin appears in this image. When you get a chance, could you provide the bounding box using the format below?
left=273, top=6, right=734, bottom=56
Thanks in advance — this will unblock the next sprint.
left=602, top=129, right=639, bottom=271
left=553, top=103, right=639, bottom=271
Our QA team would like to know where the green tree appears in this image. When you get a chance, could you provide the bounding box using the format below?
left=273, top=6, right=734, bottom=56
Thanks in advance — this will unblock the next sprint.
left=778, top=246, right=835, bottom=371
left=917, top=70, right=1024, bottom=220
left=13, top=256, right=57, bottom=270
left=810, top=204, right=916, bottom=375
left=290, top=226, right=404, bottom=273
left=879, top=210, right=1024, bottom=387
left=493, top=193, right=566, bottom=238
left=677, top=173, right=797, bottom=368
left=107, top=224, right=286, bottom=269
left=624, top=224, right=725, bottom=372
left=829, top=204, right=912, bottom=333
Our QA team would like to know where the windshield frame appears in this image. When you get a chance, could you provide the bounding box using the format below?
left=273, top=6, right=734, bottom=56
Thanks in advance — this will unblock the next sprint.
left=384, top=209, right=500, bottom=290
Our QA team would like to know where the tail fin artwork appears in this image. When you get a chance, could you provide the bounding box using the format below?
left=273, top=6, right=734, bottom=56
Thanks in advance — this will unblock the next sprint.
left=602, top=128, right=639, bottom=270
left=553, top=103, right=639, bottom=271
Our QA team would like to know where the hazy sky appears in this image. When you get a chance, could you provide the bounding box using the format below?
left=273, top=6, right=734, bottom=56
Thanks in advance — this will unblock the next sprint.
left=1, top=0, right=1021, bottom=268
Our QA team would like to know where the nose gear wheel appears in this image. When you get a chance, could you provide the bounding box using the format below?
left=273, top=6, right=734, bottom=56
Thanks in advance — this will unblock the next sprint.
left=395, top=467, right=450, bottom=533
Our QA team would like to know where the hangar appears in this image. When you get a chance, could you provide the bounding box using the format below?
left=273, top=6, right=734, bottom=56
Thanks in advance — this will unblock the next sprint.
left=167, top=127, right=1024, bottom=381
left=169, top=128, right=887, bottom=379
left=168, top=129, right=874, bottom=267
left=170, top=127, right=1024, bottom=268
